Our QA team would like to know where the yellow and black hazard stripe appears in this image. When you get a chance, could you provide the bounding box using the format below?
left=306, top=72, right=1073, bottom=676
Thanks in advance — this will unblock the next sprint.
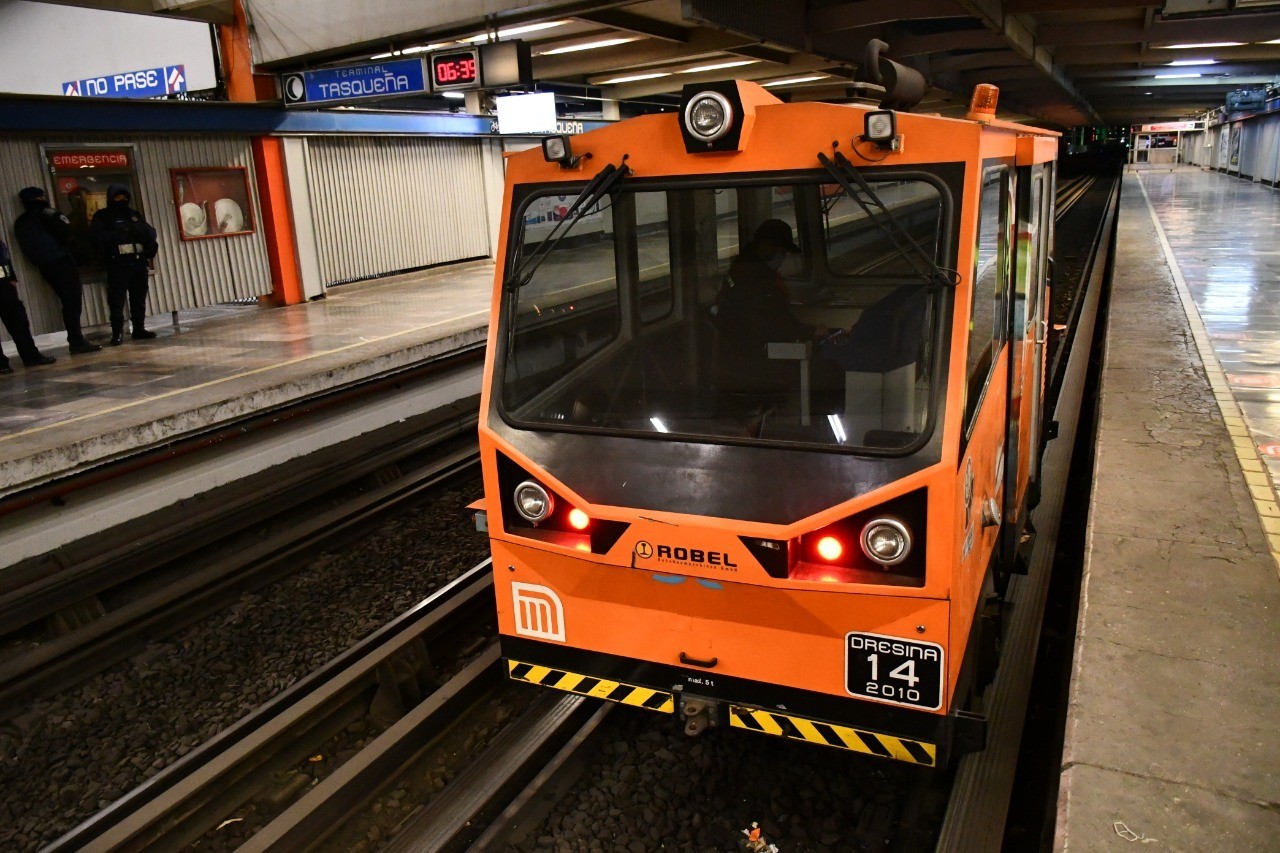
left=728, top=705, right=937, bottom=767
left=507, top=660, right=675, bottom=713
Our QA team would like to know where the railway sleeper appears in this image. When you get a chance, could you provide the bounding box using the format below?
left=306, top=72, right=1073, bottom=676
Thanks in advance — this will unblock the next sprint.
left=368, top=636, right=437, bottom=728
left=48, top=595, right=106, bottom=636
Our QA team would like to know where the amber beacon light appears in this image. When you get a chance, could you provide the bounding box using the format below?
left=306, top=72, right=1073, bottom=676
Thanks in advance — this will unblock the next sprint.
left=969, top=84, right=999, bottom=119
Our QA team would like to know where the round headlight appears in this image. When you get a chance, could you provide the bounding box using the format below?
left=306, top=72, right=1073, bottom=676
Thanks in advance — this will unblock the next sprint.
left=513, top=480, right=553, bottom=523
left=861, top=518, right=911, bottom=567
left=683, top=92, right=733, bottom=142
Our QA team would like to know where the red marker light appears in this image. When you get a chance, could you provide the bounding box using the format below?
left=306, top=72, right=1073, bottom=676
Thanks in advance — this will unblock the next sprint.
left=816, top=536, right=843, bottom=561
left=568, top=508, right=591, bottom=530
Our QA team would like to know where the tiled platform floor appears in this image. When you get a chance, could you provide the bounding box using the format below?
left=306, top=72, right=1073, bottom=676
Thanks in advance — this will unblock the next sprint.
left=1056, top=170, right=1280, bottom=850
left=1136, top=168, right=1280, bottom=493
left=0, top=260, right=494, bottom=492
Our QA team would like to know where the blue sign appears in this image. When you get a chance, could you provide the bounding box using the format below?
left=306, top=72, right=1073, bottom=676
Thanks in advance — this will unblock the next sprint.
left=63, top=65, right=186, bottom=99
left=282, top=58, right=428, bottom=107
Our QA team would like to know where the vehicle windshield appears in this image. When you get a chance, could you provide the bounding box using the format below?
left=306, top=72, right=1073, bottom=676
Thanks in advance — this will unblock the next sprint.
left=499, top=172, right=952, bottom=451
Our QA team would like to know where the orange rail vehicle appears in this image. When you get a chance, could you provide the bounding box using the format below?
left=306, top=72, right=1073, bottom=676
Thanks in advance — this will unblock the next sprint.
left=476, top=69, right=1058, bottom=768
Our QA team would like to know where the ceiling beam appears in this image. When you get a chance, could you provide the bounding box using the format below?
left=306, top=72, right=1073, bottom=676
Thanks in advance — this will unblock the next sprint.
left=1082, top=74, right=1278, bottom=88
left=891, top=28, right=1009, bottom=56
left=1004, top=0, right=1161, bottom=11
left=1039, top=12, right=1280, bottom=47
left=575, top=8, right=688, bottom=43
left=930, top=50, right=1026, bottom=75
left=601, top=55, right=839, bottom=100
left=806, top=0, right=966, bottom=34
left=533, top=28, right=762, bottom=79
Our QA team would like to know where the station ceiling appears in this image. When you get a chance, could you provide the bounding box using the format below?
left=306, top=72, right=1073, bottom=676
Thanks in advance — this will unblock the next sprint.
left=38, top=0, right=1280, bottom=127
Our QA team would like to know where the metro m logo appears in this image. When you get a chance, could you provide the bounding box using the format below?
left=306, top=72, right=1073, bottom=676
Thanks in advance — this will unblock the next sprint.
left=511, top=583, right=566, bottom=642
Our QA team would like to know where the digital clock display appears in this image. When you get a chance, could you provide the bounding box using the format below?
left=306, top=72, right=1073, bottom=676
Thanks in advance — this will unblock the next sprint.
left=431, top=50, right=479, bottom=90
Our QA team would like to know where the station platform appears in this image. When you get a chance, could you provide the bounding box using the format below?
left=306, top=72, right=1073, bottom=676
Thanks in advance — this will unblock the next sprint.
left=1056, top=169, right=1280, bottom=849
left=0, top=260, right=494, bottom=497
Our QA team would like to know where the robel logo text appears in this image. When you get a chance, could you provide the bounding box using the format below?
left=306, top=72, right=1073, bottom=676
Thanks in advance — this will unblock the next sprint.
left=655, top=544, right=737, bottom=570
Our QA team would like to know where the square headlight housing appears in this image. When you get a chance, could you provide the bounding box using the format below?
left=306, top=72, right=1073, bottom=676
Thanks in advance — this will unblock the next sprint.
left=542, top=134, right=578, bottom=167
left=863, top=110, right=898, bottom=146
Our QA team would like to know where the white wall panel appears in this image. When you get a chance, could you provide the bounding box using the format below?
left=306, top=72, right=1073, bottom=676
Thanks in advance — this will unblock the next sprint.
left=1255, top=115, right=1280, bottom=185
left=1239, top=121, right=1261, bottom=178
left=304, top=136, right=492, bottom=287
left=1, top=134, right=272, bottom=339
left=0, top=1, right=217, bottom=97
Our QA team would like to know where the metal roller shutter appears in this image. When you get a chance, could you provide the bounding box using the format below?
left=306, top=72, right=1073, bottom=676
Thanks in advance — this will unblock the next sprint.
left=304, top=136, right=490, bottom=287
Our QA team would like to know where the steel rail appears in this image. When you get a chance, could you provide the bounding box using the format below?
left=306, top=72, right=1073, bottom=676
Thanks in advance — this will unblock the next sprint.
left=0, top=407, right=477, bottom=638
left=0, top=438, right=481, bottom=722
left=41, top=562, right=496, bottom=852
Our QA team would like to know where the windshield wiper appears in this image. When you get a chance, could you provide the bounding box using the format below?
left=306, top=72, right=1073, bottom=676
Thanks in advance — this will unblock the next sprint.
left=817, top=150, right=956, bottom=290
left=504, top=160, right=631, bottom=291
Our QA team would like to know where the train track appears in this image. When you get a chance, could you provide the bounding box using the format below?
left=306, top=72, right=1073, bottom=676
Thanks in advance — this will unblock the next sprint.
left=43, top=564, right=499, bottom=851
left=0, top=387, right=480, bottom=723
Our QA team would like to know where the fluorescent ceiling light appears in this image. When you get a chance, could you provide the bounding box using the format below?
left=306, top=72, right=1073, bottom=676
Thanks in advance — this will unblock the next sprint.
left=1167, top=59, right=1217, bottom=66
left=679, top=59, right=759, bottom=73
left=371, top=52, right=396, bottom=59
left=463, top=20, right=569, bottom=43
left=1154, top=72, right=1203, bottom=79
left=401, top=43, right=448, bottom=55
left=1154, top=42, right=1245, bottom=49
left=649, top=417, right=669, bottom=433
left=540, top=37, right=638, bottom=55
left=597, top=71, right=671, bottom=84
left=442, top=91, right=466, bottom=99
left=1262, top=39, right=1280, bottom=44
left=762, top=75, right=828, bottom=87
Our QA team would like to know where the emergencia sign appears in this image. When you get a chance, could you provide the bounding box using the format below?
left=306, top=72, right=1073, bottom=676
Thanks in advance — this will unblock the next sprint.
left=63, top=65, right=186, bottom=99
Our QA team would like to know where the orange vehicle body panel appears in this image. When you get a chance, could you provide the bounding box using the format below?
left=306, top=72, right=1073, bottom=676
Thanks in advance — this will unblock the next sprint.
left=479, top=87, right=1058, bottom=757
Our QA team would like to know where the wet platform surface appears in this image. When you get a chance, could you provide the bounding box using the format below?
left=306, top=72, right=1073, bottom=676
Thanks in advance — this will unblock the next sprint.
left=1138, top=168, right=1280, bottom=494
left=1056, top=169, right=1280, bottom=850
left=0, top=261, right=494, bottom=495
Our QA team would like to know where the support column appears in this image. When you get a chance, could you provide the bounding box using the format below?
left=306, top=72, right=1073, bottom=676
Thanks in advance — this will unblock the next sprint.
left=219, top=0, right=305, bottom=305
left=251, top=138, right=306, bottom=306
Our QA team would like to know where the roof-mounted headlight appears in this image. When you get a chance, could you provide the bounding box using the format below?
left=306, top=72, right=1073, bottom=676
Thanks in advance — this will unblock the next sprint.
left=863, top=110, right=897, bottom=146
left=541, top=134, right=578, bottom=168
left=677, top=81, right=775, bottom=154
left=683, top=91, right=733, bottom=143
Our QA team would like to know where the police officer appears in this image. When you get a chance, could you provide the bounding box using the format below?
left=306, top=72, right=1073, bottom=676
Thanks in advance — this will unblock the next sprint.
left=0, top=238, right=56, bottom=374
left=13, top=187, right=102, bottom=354
left=89, top=184, right=158, bottom=345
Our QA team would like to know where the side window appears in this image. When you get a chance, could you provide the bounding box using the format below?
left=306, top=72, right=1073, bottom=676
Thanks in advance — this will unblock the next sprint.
left=965, top=166, right=1011, bottom=431
left=635, top=192, right=674, bottom=324
left=1025, top=172, right=1044, bottom=332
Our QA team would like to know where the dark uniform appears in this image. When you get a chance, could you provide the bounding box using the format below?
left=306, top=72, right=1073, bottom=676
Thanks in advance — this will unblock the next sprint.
left=713, top=219, right=816, bottom=389
left=0, top=239, right=55, bottom=373
left=13, top=187, right=100, bottom=353
left=89, top=184, right=158, bottom=344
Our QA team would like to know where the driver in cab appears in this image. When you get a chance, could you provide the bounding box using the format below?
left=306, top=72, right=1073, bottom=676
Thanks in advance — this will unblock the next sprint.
left=713, top=218, right=829, bottom=391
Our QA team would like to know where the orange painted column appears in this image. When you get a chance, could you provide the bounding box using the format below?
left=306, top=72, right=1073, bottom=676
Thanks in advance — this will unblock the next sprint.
left=251, top=138, right=305, bottom=306
left=219, top=0, right=305, bottom=305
